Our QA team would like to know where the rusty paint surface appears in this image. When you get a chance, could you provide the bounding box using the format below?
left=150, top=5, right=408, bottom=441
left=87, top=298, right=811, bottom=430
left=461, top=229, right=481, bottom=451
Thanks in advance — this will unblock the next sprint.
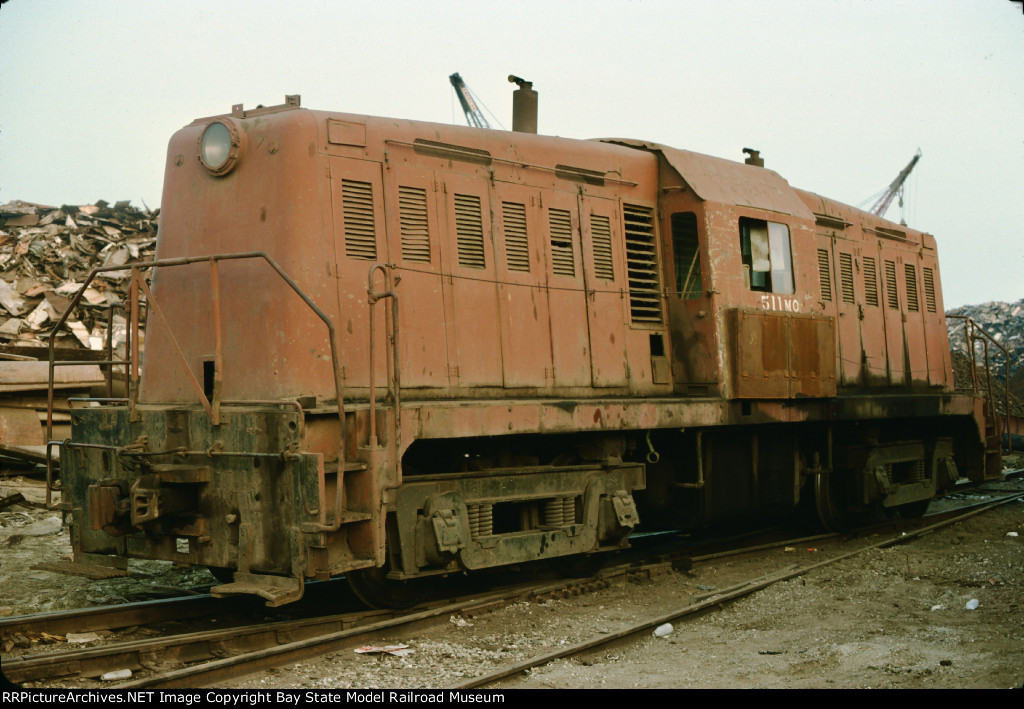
left=795, top=189, right=952, bottom=391
left=729, top=308, right=836, bottom=399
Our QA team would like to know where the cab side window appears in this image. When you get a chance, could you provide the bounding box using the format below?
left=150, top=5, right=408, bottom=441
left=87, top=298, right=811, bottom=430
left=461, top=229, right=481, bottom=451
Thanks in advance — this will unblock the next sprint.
left=739, top=217, right=794, bottom=294
left=671, top=211, right=703, bottom=299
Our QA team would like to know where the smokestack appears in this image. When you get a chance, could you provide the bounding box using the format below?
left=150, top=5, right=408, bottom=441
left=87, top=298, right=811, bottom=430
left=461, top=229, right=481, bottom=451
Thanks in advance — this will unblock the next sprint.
left=509, top=75, right=537, bottom=134
left=743, top=148, right=764, bottom=167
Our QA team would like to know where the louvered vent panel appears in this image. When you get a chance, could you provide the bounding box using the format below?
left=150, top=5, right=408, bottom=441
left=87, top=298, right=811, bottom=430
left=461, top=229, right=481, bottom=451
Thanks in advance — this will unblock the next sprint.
left=591, top=215, right=614, bottom=281
left=398, top=186, right=430, bottom=263
left=863, top=256, right=879, bottom=307
left=839, top=253, right=855, bottom=304
left=454, top=194, right=486, bottom=269
left=885, top=260, right=899, bottom=309
left=905, top=263, right=919, bottom=312
left=623, top=203, right=662, bottom=323
left=923, top=267, right=936, bottom=313
left=549, top=208, right=575, bottom=277
left=342, top=179, right=377, bottom=260
left=502, top=202, right=530, bottom=272
left=817, top=249, right=832, bottom=302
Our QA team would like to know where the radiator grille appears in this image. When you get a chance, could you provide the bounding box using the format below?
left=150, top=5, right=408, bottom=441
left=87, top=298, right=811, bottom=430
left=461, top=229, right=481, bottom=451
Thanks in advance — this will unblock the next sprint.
left=398, top=186, right=430, bottom=263
left=591, top=215, right=614, bottom=281
left=502, top=202, right=530, bottom=272
left=839, top=252, right=855, bottom=305
left=342, top=179, right=377, bottom=260
left=817, top=249, right=832, bottom=302
left=905, top=263, right=919, bottom=312
left=923, top=267, right=936, bottom=313
left=623, top=203, right=661, bottom=323
left=863, top=256, right=879, bottom=307
left=885, top=260, right=899, bottom=309
left=454, top=193, right=486, bottom=269
left=549, top=208, right=575, bottom=277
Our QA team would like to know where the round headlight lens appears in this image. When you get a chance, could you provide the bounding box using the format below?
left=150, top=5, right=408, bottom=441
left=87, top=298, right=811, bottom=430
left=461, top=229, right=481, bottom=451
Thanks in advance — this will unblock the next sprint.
left=200, top=121, right=238, bottom=175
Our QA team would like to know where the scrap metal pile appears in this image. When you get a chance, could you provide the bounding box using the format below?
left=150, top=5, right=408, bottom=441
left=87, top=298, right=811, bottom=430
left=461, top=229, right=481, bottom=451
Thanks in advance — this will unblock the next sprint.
left=0, top=199, right=157, bottom=351
left=947, top=299, right=1024, bottom=410
left=0, top=200, right=156, bottom=463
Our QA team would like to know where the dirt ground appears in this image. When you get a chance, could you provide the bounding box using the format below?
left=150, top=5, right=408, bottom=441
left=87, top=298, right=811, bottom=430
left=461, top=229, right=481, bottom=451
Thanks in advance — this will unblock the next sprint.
left=2, top=460, right=1023, bottom=690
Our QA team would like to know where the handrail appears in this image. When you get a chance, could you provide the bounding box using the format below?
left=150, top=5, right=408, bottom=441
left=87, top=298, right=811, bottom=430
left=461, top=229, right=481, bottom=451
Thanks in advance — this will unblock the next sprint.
left=947, top=314, right=1012, bottom=452
left=366, top=263, right=401, bottom=449
left=44, top=252, right=349, bottom=516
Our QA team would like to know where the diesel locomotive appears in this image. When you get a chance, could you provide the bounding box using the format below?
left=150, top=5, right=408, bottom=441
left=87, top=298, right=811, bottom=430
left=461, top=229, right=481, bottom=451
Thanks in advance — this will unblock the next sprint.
left=50, top=93, right=1001, bottom=607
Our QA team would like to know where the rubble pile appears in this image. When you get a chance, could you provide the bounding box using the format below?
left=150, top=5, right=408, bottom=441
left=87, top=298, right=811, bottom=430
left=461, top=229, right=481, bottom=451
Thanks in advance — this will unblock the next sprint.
left=947, top=298, right=1024, bottom=402
left=0, top=199, right=157, bottom=352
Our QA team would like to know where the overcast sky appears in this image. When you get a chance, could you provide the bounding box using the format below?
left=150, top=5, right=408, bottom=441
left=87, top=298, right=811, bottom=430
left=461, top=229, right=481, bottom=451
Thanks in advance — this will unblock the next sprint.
left=1, top=0, right=1021, bottom=308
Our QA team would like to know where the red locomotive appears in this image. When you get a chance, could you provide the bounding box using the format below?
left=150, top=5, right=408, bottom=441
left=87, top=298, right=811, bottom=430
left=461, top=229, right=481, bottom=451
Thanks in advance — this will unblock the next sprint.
left=53, top=93, right=1000, bottom=607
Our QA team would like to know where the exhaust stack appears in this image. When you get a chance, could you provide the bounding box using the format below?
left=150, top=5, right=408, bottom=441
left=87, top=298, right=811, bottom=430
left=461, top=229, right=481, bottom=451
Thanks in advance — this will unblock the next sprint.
left=509, top=75, right=538, bottom=134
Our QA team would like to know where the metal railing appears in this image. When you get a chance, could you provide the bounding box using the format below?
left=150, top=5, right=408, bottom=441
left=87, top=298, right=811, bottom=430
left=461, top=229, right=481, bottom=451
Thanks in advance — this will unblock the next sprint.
left=44, top=253, right=347, bottom=512
left=947, top=314, right=1012, bottom=452
left=366, top=262, right=401, bottom=450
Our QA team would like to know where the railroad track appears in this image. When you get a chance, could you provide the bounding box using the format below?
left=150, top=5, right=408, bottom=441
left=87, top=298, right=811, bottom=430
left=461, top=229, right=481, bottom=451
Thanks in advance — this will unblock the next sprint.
left=456, top=488, right=1024, bottom=689
left=4, top=479, right=1022, bottom=688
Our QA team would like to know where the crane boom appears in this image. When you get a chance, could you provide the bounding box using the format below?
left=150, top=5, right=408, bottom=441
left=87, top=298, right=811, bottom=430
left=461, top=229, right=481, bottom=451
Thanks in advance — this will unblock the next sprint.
left=871, top=149, right=922, bottom=218
left=449, top=73, right=490, bottom=129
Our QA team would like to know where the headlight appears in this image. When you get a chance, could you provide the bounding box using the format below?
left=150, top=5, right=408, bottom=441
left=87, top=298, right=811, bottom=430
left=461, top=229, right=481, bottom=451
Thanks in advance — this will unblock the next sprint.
left=199, top=120, right=240, bottom=175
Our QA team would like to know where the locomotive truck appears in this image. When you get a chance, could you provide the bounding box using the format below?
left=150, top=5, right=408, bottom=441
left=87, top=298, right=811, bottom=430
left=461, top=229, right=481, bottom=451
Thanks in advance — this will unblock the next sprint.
left=50, top=93, right=1001, bottom=607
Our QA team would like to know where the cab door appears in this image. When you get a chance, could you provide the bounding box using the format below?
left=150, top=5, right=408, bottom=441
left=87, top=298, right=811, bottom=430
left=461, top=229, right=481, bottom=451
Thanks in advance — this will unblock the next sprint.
left=662, top=201, right=717, bottom=391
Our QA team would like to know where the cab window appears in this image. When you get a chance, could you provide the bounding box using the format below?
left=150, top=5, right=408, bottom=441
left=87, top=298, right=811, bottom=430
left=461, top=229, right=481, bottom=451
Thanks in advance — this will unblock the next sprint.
left=671, top=211, right=703, bottom=299
left=739, top=217, right=794, bottom=294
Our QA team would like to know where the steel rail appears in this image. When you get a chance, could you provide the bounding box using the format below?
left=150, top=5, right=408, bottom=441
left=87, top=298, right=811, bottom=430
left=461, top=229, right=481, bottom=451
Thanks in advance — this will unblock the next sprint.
left=2, top=603, right=391, bottom=685
left=0, top=595, right=263, bottom=648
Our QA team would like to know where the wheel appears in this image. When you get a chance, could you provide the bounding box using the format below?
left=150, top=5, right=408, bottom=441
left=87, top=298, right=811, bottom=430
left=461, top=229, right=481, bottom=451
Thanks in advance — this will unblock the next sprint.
left=346, top=566, right=434, bottom=610
left=814, top=471, right=854, bottom=532
left=897, top=499, right=930, bottom=519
